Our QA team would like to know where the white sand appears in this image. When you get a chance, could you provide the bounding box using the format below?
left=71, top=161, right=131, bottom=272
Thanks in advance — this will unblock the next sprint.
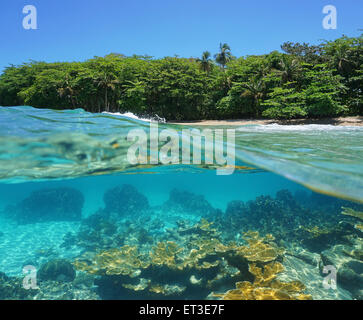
left=0, top=217, right=81, bottom=277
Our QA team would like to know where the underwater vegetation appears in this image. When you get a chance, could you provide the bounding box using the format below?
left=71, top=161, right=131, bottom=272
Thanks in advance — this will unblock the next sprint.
left=0, top=184, right=362, bottom=300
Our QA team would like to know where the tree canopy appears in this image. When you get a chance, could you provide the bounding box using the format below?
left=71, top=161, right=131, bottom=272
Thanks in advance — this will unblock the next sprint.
left=0, top=34, right=362, bottom=120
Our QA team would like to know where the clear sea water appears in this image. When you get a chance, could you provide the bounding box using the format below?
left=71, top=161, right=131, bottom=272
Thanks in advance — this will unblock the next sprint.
left=0, top=106, right=362, bottom=300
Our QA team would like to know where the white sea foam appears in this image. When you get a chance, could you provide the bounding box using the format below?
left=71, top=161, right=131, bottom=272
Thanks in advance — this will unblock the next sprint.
left=102, top=111, right=166, bottom=123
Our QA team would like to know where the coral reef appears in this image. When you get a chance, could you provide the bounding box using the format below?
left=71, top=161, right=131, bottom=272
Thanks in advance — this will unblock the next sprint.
left=0, top=270, right=99, bottom=300
left=305, top=193, right=363, bottom=215
left=341, top=207, right=363, bottom=220
left=163, top=188, right=222, bottom=217
left=2, top=182, right=361, bottom=300
left=295, top=222, right=360, bottom=252
left=74, top=245, right=149, bottom=277
left=11, top=187, right=84, bottom=224
left=32, top=279, right=100, bottom=300
left=0, top=272, right=38, bottom=300
left=62, top=213, right=122, bottom=251
left=220, top=189, right=362, bottom=254
left=221, top=190, right=312, bottom=242
left=213, top=262, right=311, bottom=300
left=103, top=184, right=149, bottom=216
left=73, top=218, right=308, bottom=300
left=38, top=259, right=76, bottom=282
left=233, top=231, right=285, bottom=263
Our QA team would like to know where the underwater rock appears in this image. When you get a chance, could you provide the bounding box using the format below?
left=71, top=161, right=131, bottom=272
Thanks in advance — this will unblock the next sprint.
left=38, top=259, right=76, bottom=282
left=278, top=254, right=352, bottom=300
left=14, top=187, right=84, bottom=224
left=164, top=189, right=221, bottom=216
left=339, top=260, right=363, bottom=287
left=320, top=244, right=363, bottom=299
left=286, top=248, right=320, bottom=267
left=103, top=184, right=149, bottom=216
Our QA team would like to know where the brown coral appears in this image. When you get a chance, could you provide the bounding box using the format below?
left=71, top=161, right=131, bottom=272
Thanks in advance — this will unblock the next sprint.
left=73, top=245, right=149, bottom=277
left=214, top=261, right=311, bottom=300
left=150, top=241, right=183, bottom=269
left=235, top=231, right=285, bottom=263
left=74, top=225, right=309, bottom=300
left=298, top=225, right=332, bottom=238
left=341, top=207, right=363, bottom=220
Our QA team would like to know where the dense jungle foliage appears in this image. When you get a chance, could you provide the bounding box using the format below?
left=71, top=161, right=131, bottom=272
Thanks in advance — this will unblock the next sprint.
left=0, top=35, right=362, bottom=120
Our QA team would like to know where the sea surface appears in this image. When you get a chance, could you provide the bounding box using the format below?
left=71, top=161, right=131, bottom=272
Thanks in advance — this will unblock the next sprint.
left=0, top=106, right=362, bottom=300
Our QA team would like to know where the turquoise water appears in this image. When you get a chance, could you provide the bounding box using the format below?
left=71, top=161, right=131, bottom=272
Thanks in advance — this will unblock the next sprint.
left=0, top=106, right=362, bottom=300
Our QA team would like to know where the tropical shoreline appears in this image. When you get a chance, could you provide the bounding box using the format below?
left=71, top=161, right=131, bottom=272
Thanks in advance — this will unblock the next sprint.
left=0, top=34, right=361, bottom=122
left=170, top=116, right=363, bottom=126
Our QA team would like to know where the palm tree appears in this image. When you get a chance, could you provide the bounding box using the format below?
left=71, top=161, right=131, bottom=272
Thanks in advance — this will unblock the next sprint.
left=197, top=51, right=213, bottom=73
left=326, top=39, right=354, bottom=74
left=214, top=43, right=233, bottom=70
left=240, top=78, right=266, bottom=116
left=93, top=72, right=119, bottom=112
left=254, top=62, right=271, bottom=80
left=58, top=75, right=77, bottom=109
left=277, top=55, right=301, bottom=84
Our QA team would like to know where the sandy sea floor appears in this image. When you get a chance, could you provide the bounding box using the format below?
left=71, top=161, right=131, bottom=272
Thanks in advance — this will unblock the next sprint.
left=0, top=216, right=81, bottom=277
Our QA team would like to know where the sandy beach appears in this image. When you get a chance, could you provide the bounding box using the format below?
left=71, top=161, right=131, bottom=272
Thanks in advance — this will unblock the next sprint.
left=170, top=116, right=363, bottom=126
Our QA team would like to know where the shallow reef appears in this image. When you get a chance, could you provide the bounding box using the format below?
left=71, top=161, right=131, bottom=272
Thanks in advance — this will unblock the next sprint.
left=162, top=188, right=222, bottom=217
left=0, top=272, right=38, bottom=300
left=213, top=262, right=311, bottom=300
left=73, top=226, right=297, bottom=300
left=103, top=184, right=150, bottom=217
left=0, top=185, right=362, bottom=300
left=38, top=259, right=76, bottom=282
left=5, top=187, right=84, bottom=224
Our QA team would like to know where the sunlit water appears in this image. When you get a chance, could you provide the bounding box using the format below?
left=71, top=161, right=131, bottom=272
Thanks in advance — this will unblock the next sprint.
left=0, top=106, right=362, bottom=300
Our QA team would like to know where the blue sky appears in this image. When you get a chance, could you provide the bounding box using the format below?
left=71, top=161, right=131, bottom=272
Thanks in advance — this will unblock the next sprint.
left=0, top=0, right=362, bottom=72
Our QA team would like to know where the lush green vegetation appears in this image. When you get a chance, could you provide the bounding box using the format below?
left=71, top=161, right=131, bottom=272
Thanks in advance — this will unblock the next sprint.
left=0, top=34, right=362, bottom=120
